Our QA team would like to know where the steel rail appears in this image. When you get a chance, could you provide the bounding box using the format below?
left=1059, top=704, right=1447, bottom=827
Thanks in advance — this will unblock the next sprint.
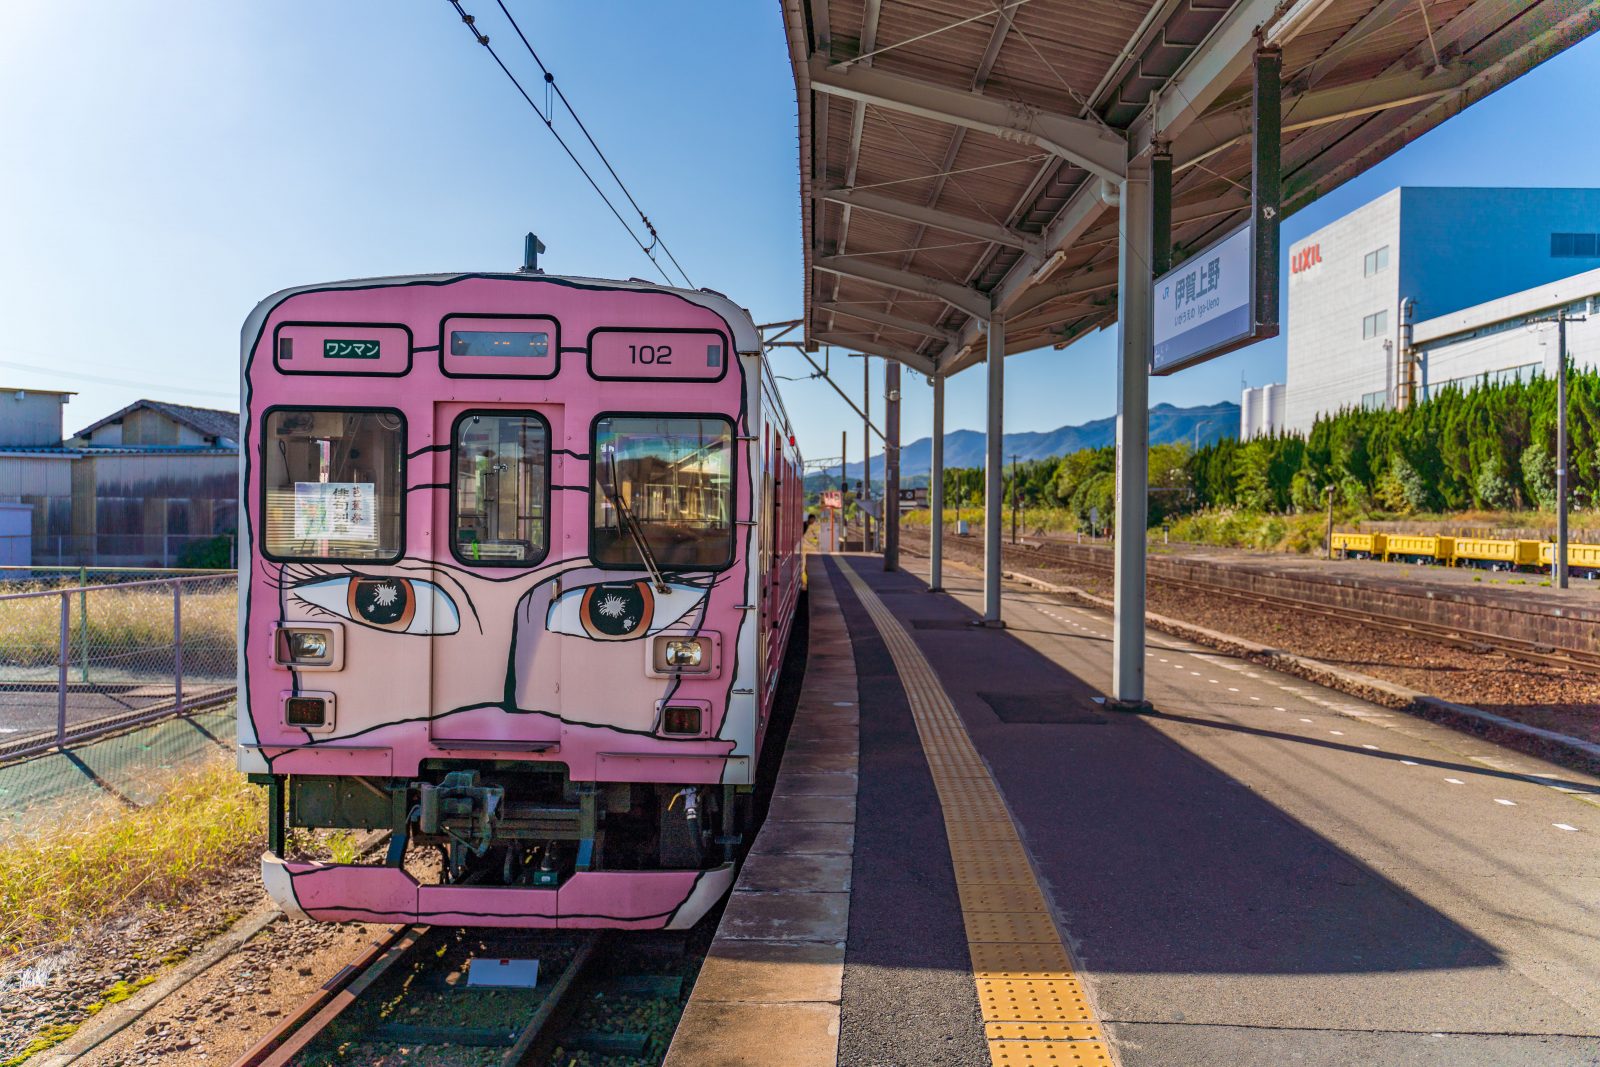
left=229, top=924, right=601, bottom=1067
left=232, top=924, right=421, bottom=1067
left=900, top=529, right=1600, bottom=674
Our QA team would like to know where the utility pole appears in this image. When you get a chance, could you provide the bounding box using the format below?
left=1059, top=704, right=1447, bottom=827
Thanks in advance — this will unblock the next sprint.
left=1557, top=314, right=1573, bottom=588
left=1324, top=484, right=1336, bottom=560
left=1531, top=310, right=1585, bottom=588
left=1011, top=453, right=1020, bottom=544
left=840, top=430, right=847, bottom=552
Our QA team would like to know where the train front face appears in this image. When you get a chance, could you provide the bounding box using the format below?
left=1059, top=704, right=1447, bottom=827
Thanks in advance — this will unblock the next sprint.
left=238, top=273, right=762, bottom=928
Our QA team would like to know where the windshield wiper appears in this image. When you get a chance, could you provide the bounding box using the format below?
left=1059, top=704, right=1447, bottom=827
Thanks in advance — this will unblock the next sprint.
left=601, top=451, right=669, bottom=593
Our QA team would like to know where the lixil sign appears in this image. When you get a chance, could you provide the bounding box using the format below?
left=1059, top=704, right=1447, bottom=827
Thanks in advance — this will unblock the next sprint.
left=1290, top=243, right=1322, bottom=276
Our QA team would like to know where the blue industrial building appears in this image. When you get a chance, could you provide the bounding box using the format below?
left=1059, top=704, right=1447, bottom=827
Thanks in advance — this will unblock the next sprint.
left=1278, top=187, right=1600, bottom=433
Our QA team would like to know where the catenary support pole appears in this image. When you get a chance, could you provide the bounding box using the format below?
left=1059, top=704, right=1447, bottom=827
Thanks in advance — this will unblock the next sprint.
left=840, top=430, right=847, bottom=550
left=884, top=359, right=901, bottom=571
left=1111, top=161, right=1153, bottom=708
left=929, top=374, right=945, bottom=591
left=1324, top=485, right=1335, bottom=560
left=982, top=309, right=1005, bottom=625
left=1011, top=453, right=1020, bottom=544
left=1557, top=315, right=1569, bottom=589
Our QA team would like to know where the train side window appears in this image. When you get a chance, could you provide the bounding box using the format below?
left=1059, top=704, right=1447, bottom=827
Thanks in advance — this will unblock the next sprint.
left=262, top=409, right=404, bottom=562
left=451, top=411, right=550, bottom=566
left=591, top=415, right=734, bottom=570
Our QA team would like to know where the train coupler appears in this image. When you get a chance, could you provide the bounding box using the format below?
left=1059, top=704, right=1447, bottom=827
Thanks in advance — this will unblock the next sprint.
left=417, top=770, right=504, bottom=857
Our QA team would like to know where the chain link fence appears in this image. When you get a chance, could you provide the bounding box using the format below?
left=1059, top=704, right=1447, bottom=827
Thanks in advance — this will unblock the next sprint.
left=0, top=573, right=237, bottom=760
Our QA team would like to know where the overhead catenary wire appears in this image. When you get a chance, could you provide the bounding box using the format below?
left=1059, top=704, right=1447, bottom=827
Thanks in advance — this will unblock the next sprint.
left=0, top=357, right=233, bottom=400
left=447, top=1, right=689, bottom=288
left=490, top=0, right=696, bottom=290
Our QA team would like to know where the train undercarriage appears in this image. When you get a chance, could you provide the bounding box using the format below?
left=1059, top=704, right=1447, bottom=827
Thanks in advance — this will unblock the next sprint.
left=252, top=762, right=751, bottom=887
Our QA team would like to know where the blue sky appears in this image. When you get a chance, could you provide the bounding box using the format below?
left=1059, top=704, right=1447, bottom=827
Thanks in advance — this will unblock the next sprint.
left=2, top=3, right=1597, bottom=462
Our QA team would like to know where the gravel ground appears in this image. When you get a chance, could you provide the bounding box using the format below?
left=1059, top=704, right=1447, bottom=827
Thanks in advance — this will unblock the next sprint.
left=0, top=864, right=265, bottom=1063
left=905, top=531, right=1600, bottom=745
left=75, top=911, right=381, bottom=1067
left=0, top=840, right=442, bottom=1067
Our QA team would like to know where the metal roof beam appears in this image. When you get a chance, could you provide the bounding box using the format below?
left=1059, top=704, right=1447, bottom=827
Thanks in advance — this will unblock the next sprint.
left=937, top=175, right=1111, bottom=376
left=807, top=55, right=1127, bottom=183
left=827, top=0, right=883, bottom=337
left=815, top=186, right=1044, bottom=255
left=812, top=256, right=991, bottom=320
left=1128, top=0, right=1283, bottom=159
left=1283, top=0, right=1600, bottom=211
left=1170, top=68, right=1469, bottom=166
left=1081, top=189, right=1249, bottom=244
left=813, top=301, right=958, bottom=343
left=1303, top=0, right=1418, bottom=88
left=813, top=331, right=938, bottom=377
left=1006, top=264, right=1120, bottom=319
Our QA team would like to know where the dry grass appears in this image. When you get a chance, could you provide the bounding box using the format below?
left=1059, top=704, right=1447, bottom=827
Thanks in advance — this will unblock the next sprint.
left=0, top=758, right=264, bottom=968
left=0, top=583, right=235, bottom=668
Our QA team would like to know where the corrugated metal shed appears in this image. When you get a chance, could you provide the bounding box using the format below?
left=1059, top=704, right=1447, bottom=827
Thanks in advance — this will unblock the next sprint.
left=781, top=0, right=1600, bottom=376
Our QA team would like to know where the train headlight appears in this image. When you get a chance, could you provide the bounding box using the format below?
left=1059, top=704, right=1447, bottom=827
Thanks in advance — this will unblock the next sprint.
left=646, top=631, right=720, bottom=678
left=289, top=631, right=329, bottom=661
left=664, top=639, right=704, bottom=668
left=273, top=623, right=342, bottom=670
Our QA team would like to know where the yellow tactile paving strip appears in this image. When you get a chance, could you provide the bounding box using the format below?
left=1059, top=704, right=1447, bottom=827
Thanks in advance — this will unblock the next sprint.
left=838, top=563, right=1113, bottom=1062
left=838, top=559, right=1114, bottom=1067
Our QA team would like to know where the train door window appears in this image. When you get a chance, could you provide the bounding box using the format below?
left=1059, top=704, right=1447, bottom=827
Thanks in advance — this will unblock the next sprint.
left=591, top=415, right=734, bottom=569
left=263, top=409, right=404, bottom=561
left=451, top=412, right=550, bottom=566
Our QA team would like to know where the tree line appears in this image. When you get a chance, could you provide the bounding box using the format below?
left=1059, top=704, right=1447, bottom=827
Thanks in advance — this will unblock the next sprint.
left=1190, top=365, right=1593, bottom=514
left=929, top=365, right=1594, bottom=529
left=936, top=442, right=1193, bottom=530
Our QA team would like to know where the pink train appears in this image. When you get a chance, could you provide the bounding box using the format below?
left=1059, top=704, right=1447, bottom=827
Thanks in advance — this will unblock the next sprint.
left=238, top=270, right=803, bottom=929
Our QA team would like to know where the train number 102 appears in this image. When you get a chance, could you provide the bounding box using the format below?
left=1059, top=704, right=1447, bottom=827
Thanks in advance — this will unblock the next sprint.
left=628, top=344, right=673, bottom=365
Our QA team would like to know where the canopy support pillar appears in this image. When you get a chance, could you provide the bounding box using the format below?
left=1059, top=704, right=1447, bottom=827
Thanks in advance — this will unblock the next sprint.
left=1110, top=162, right=1152, bottom=708
left=929, top=374, right=945, bottom=592
left=981, top=310, right=1005, bottom=626
left=884, top=359, right=901, bottom=571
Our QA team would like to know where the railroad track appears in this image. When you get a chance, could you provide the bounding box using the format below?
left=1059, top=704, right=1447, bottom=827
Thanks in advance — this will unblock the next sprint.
left=231, top=925, right=599, bottom=1067
left=901, top=529, right=1600, bottom=675
left=229, top=921, right=702, bottom=1067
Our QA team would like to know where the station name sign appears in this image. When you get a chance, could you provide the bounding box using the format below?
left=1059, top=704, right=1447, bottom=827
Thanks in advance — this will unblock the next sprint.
left=1151, top=221, right=1278, bottom=376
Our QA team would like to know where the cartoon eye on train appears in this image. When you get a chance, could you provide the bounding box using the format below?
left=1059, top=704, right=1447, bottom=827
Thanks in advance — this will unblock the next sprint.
left=239, top=272, right=803, bottom=929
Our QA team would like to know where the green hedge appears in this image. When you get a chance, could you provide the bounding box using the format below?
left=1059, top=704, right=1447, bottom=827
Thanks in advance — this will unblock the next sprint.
left=1189, top=366, right=1597, bottom=515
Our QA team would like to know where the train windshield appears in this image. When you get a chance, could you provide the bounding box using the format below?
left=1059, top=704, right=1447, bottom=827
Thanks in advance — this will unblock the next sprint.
left=262, top=409, right=404, bottom=561
left=592, top=415, right=734, bottom=569
left=451, top=411, right=549, bottom=565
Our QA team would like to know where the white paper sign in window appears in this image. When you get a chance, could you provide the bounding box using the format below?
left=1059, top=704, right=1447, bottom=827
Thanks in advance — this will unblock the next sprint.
left=294, top=482, right=378, bottom=542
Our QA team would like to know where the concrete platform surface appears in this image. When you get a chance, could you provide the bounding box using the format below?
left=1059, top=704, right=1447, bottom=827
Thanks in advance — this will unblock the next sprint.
left=669, top=552, right=1600, bottom=1066
left=825, top=551, right=1600, bottom=1066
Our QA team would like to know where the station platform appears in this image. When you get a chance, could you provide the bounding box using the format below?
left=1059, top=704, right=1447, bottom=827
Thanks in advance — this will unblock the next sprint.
left=667, top=553, right=1600, bottom=1067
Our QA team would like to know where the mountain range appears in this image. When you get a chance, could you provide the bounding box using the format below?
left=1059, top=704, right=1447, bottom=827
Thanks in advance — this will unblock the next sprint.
left=808, top=400, right=1239, bottom=484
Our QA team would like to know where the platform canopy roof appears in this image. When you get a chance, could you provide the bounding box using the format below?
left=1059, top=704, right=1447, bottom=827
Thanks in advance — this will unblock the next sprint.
left=781, top=0, right=1599, bottom=378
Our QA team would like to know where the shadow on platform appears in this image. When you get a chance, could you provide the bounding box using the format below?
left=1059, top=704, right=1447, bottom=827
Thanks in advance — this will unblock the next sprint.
left=825, top=556, right=1502, bottom=979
